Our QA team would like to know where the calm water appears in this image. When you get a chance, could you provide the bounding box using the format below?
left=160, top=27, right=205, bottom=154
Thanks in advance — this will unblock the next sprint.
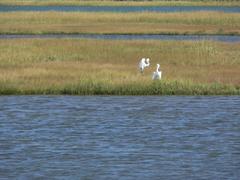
left=0, top=96, right=239, bottom=179
left=1, top=34, right=240, bottom=42
left=0, top=5, right=240, bottom=13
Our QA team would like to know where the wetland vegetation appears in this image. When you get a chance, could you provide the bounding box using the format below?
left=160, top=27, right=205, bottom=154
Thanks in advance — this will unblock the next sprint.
left=0, top=0, right=239, bottom=95
left=0, top=39, right=239, bottom=95
left=0, top=11, right=239, bottom=35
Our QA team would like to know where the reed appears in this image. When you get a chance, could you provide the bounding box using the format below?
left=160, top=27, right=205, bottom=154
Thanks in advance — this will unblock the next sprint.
left=0, top=11, right=239, bottom=35
left=0, top=0, right=239, bottom=7
left=0, top=39, right=239, bottom=95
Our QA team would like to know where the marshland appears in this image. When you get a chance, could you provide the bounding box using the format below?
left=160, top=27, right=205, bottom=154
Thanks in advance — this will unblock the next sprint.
left=1, top=1, right=240, bottom=179
left=1, top=11, right=240, bottom=35
left=0, top=3, right=239, bottom=95
left=1, top=39, right=239, bottom=95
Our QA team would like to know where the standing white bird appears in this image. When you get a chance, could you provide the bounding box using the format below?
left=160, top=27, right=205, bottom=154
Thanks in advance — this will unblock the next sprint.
left=139, top=58, right=150, bottom=73
left=152, top=64, right=162, bottom=80
left=145, top=58, right=150, bottom=67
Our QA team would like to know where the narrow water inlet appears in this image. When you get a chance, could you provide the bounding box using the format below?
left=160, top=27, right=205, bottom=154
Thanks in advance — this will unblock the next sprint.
left=0, top=5, right=240, bottom=13
left=1, top=34, right=240, bottom=42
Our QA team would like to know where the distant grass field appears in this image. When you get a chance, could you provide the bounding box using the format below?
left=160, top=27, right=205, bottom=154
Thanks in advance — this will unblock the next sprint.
left=0, top=0, right=239, bottom=6
left=0, top=39, right=239, bottom=95
left=1, top=11, right=239, bottom=35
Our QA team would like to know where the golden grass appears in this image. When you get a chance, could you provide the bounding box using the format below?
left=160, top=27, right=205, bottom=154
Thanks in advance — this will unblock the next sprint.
left=0, top=0, right=239, bottom=7
left=0, top=11, right=240, bottom=35
left=0, top=39, right=239, bottom=95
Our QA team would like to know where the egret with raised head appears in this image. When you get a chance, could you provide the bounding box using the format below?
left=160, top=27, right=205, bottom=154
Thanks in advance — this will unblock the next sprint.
left=152, top=64, right=162, bottom=80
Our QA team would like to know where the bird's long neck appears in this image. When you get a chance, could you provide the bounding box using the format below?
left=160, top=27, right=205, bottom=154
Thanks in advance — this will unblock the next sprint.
left=156, top=65, right=159, bottom=72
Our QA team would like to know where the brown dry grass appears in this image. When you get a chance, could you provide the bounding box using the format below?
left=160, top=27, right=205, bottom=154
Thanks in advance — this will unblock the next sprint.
left=0, top=12, right=239, bottom=35
left=0, top=39, right=239, bottom=91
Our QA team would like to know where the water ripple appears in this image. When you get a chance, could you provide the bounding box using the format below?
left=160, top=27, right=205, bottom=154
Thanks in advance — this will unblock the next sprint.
left=0, top=96, right=239, bottom=179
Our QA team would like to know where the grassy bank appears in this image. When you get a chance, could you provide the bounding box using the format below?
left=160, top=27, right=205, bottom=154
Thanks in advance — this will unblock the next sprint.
left=0, top=39, right=239, bottom=95
left=1, top=80, right=239, bottom=95
left=1, top=11, right=239, bottom=35
left=0, top=0, right=239, bottom=7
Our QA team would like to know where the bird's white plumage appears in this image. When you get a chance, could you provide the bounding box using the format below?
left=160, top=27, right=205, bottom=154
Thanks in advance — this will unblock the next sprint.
left=152, top=64, right=162, bottom=80
left=139, top=58, right=150, bottom=73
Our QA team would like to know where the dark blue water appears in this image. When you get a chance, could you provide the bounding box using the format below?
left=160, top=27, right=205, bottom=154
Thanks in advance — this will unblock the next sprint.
left=0, top=5, right=240, bottom=13
left=1, top=34, right=240, bottom=42
left=0, top=96, right=239, bottom=179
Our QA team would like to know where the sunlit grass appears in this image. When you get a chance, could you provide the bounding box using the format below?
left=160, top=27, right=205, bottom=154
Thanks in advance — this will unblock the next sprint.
left=0, top=39, right=239, bottom=95
left=0, top=11, right=239, bottom=35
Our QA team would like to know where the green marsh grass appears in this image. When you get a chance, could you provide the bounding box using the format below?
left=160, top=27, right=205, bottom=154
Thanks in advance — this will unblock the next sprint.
left=0, top=39, right=239, bottom=95
left=0, top=11, right=239, bottom=35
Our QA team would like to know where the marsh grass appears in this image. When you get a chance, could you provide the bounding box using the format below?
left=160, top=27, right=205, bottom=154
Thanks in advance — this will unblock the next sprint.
left=0, top=80, right=239, bottom=95
left=0, top=0, right=239, bottom=7
left=0, top=12, right=239, bottom=35
left=0, top=39, right=239, bottom=95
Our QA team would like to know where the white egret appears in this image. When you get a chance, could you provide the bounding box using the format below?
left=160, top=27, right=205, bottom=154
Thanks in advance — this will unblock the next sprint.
left=145, top=58, right=150, bottom=67
left=139, top=58, right=150, bottom=73
left=152, top=64, right=162, bottom=80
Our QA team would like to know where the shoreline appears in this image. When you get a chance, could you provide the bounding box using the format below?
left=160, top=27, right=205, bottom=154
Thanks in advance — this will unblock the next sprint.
left=0, top=81, right=239, bottom=96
